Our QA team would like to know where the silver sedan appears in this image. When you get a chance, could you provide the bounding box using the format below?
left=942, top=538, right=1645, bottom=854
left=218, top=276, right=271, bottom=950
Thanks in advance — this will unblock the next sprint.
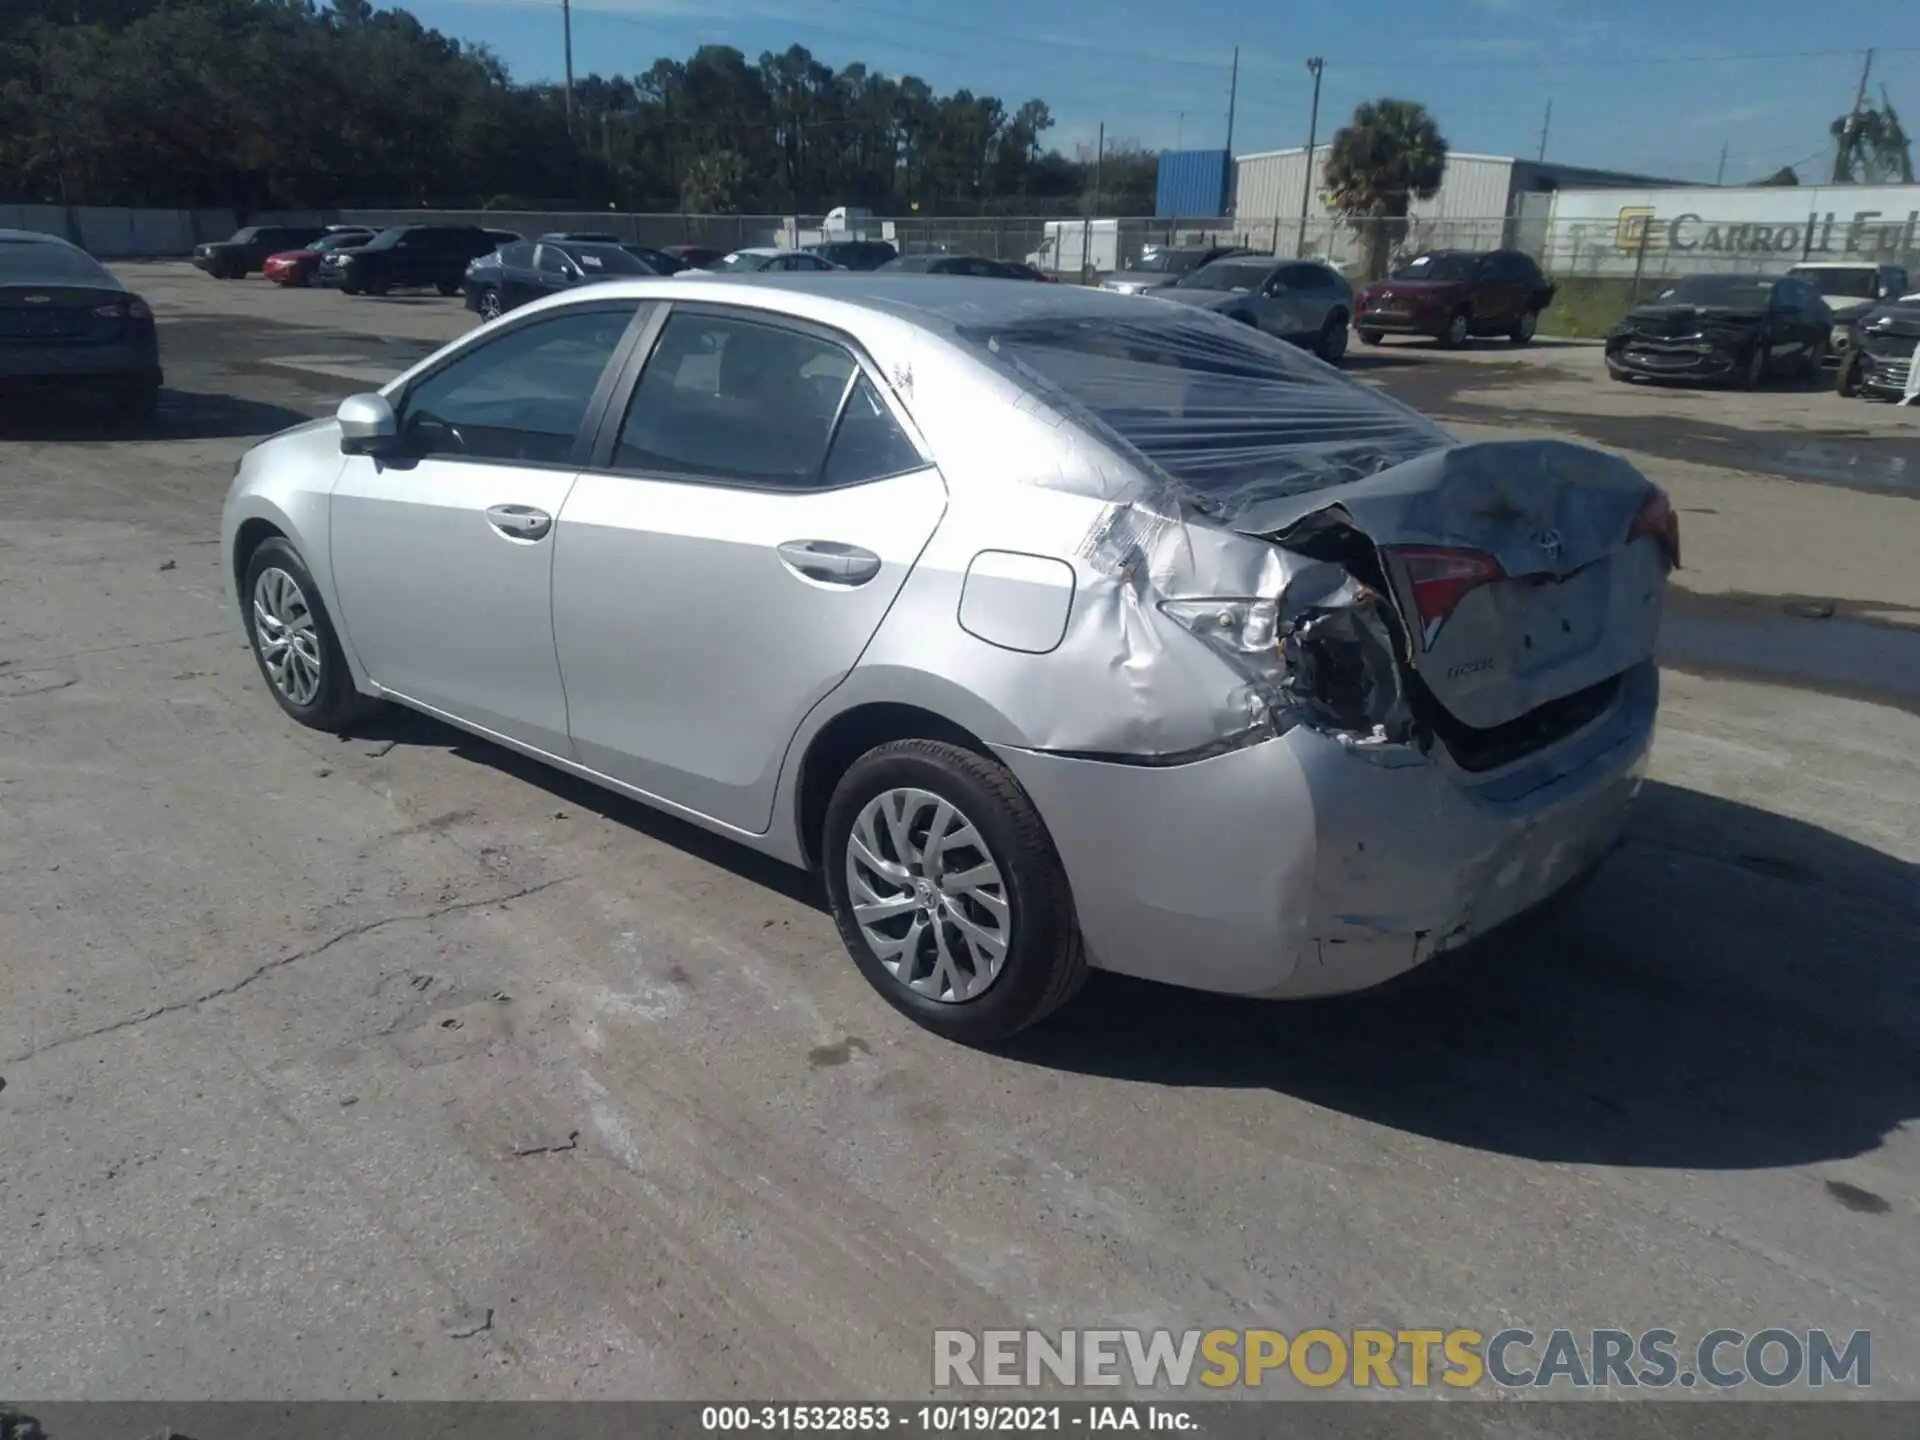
left=221, top=274, right=1676, bottom=1044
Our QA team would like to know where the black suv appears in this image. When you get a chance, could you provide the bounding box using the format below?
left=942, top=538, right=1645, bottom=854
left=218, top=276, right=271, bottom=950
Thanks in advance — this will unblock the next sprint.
left=806, top=240, right=898, bottom=271
left=322, top=226, right=504, bottom=297
left=192, top=225, right=328, bottom=279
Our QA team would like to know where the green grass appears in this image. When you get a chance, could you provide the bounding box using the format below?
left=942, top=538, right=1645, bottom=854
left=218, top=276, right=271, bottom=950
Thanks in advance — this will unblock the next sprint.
left=1542, top=277, right=1647, bottom=340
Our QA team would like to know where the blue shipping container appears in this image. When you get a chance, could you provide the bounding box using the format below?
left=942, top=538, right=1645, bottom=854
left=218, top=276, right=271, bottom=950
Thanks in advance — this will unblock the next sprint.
left=1155, top=150, right=1231, bottom=218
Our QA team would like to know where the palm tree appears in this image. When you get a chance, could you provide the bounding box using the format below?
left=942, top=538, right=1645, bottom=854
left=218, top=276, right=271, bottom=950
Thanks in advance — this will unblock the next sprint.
left=1322, top=98, right=1448, bottom=281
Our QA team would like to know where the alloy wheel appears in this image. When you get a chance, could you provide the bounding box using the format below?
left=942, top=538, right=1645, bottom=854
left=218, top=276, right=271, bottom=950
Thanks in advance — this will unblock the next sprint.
left=251, top=567, right=323, bottom=707
left=1518, top=310, right=1537, bottom=341
left=1446, top=312, right=1468, bottom=347
left=479, top=289, right=502, bottom=320
left=845, top=787, right=1011, bottom=1003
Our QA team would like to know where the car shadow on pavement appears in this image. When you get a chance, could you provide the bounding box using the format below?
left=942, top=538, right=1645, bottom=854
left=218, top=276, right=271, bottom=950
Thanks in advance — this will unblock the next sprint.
left=341, top=707, right=826, bottom=910
left=1001, top=780, right=1920, bottom=1172
left=0, top=388, right=312, bottom=443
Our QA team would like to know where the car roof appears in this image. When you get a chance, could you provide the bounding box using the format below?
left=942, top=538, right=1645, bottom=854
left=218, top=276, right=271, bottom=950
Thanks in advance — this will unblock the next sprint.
left=499, top=272, right=1212, bottom=339
left=0, top=227, right=83, bottom=248
left=730, top=247, right=787, bottom=257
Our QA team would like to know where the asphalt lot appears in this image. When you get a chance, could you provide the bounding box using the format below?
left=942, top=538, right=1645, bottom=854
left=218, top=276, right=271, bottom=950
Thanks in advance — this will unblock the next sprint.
left=1, top=265, right=1916, bottom=1409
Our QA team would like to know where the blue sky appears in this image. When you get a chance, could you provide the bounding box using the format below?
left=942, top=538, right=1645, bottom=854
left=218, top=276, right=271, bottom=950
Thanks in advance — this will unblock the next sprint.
left=405, top=0, right=1919, bottom=186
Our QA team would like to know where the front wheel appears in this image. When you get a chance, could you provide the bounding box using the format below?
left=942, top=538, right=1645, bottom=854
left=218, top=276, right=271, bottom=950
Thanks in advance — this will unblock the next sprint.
left=1316, top=311, right=1349, bottom=364
left=1510, top=309, right=1539, bottom=344
left=822, top=739, right=1086, bottom=1045
left=477, top=286, right=503, bottom=321
left=1837, top=353, right=1862, bottom=397
left=1736, top=343, right=1767, bottom=390
left=364, top=277, right=390, bottom=297
left=1441, top=310, right=1470, bottom=348
left=1358, top=328, right=1384, bottom=346
left=242, top=538, right=375, bottom=733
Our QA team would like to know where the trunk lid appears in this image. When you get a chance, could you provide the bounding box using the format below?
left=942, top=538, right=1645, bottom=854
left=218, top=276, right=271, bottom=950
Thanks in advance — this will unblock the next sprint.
left=0, top=283, right=135, bottom=344
left=1252, top=439, right=1671, bottom=737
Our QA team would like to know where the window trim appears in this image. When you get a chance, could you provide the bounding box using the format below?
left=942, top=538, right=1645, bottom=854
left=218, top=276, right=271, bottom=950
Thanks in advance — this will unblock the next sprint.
left=385, top=298, right=657, bottom=474
left=585, top=300, right=936, bottom=494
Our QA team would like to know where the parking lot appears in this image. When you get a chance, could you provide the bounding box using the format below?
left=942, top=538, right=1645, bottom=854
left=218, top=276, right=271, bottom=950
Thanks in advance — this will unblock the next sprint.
left=2, top=264, right=1917, bottom=1407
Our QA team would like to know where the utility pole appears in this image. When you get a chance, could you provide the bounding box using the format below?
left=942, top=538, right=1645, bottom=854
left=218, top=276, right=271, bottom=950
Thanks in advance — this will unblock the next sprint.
left=1081, top=122, right=1104, bottom=281
left=1225, top=47, right=1239, bottom=158
left=1714, top=142, right=1728, bottom=185
left=1536, top=101, right=1552, bottom=162
left=561, top=0, right=576, bottom=137
left=1176, top=112, right=1185, bottom=150
left=1297, top=56, right=1324, bottom=257
left=1834, top=48, right=1874, bottom=182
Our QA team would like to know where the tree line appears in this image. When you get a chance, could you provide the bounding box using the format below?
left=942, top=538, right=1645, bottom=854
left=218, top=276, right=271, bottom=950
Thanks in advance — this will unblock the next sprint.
left=0, top=0, right=1158, bottom=214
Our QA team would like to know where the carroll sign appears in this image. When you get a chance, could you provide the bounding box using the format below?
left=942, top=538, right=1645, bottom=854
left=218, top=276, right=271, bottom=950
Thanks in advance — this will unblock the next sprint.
left=1617, top=206, right=1920, bottom=258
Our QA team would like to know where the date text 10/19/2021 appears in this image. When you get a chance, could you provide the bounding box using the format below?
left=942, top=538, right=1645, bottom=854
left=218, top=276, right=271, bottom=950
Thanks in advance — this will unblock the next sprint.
left=701, top=1406, right=1193, bottom=1431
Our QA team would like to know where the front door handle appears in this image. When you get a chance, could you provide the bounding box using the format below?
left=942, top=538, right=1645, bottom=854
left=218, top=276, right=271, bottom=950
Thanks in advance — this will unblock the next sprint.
left=486, top=504, right=552, bottom=541
left=777, top=539, right=882, bottom=586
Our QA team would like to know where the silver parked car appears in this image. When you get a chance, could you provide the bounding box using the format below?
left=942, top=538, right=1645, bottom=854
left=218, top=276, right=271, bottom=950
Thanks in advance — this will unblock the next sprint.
left=221, top=275, right=1677, bottom=1044
left=1157, top=256, right=1355, bottom=364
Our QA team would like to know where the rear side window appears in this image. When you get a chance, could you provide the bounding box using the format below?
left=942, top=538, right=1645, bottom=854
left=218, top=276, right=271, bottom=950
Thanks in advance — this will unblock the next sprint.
left=614, top=312, right=914, bottom=489
left=399, top=306, right=636, bottom=465
left=959, top=309, right=1450, bottom=506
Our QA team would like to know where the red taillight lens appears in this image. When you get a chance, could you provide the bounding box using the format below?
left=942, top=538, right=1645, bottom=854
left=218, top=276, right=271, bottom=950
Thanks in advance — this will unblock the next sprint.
left=1629, top=491, right=1681, bottom=568
left=1391, top=546, right=1505, bottom=642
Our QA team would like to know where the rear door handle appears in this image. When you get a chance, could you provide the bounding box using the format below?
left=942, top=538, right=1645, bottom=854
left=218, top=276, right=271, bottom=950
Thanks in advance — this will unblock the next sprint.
left=486, top=504, right=552, bottom=541
left=777, top=540, right=882, bottom=586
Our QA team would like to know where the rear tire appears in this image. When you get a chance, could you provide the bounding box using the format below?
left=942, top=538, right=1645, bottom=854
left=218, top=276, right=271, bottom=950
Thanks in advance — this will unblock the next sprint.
left=1510, top=309, right=1539, bottom=344
left=822, top=739, right=1086, bottom=1046
left=241, top=538, right=377, bottom=733
left=365, top=277, right=389, bottom=297
left=1441, top=310, right=1470, bottom=348
left=477, top=286, right=503, bottom=321
left=1837, top=353, right=1862, bottom=398
left=1358, top=328, right=1384, bottom=346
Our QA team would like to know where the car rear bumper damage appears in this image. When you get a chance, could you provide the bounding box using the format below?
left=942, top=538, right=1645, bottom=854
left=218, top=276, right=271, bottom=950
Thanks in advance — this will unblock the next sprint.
left=995, top=659, right=1655, bottom=999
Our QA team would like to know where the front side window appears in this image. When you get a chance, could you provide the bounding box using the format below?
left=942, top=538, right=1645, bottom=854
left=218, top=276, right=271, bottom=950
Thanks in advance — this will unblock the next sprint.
left=536, top=245, right=571, bottom=275
left=613, top=312, right=913, bottom=488
left=398, top=306, right=637, bottom=465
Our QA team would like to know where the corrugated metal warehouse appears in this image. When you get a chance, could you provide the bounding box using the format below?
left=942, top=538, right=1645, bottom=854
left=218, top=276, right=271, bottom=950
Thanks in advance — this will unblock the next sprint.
left=1232, top=148, right=1684, bottom=257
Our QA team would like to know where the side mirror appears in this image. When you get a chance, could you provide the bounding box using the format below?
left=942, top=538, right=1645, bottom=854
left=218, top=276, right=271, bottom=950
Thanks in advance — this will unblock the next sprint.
left=337, top=393, right=398, bottom=457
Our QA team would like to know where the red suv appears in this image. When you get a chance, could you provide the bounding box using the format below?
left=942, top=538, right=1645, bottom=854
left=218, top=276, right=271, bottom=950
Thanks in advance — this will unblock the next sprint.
left=1355, top=248, right=1556, bottom=347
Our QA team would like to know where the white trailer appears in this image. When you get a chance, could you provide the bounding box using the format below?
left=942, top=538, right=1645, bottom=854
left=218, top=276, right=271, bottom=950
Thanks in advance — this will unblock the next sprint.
left=1027, top=218, right=1121, bottom=278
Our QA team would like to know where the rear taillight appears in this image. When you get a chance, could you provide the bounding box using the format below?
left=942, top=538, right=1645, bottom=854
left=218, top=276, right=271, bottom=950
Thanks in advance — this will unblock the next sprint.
left=90, top=298, right=150, bottom=321
left=1391, top=546, right=1505, bottom=643
left=1628, top=491, right=1681, bottom=568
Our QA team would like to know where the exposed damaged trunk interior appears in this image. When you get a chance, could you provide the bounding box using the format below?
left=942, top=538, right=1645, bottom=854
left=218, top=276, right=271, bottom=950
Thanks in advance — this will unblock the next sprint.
left=1249, top=440, right=1676, bottom=770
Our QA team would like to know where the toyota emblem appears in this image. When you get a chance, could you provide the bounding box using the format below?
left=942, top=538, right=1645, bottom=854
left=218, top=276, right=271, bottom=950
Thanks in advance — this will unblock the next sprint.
left=1532, top=527, right=1563, bottom=557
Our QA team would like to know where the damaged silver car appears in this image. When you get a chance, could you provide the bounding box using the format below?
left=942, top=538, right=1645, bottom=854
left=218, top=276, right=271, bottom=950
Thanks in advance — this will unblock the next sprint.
left=221, top=276, right=1678, bottom=1044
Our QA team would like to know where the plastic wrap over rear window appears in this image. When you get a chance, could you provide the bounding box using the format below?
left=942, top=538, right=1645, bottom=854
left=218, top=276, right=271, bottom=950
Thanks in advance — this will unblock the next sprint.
left=953, top=308, right=1452, bottom=520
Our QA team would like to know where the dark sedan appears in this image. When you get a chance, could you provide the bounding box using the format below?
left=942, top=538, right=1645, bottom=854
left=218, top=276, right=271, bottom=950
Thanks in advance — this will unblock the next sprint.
left=662, top=244, right=726, bottom=270
left=318, top=225, right=504, bottom=297
left=462, top=238, right=669, bottom=320
left=806, top=239, right=898, bottom=271
left=1837, top=293, right=1920, bottom=401
left=877, top=254, right=1046, bottom=279
left=192, top=224, right=328, bottom=279
left=1607, top=273, right=1832, bottom=387
left=0, top=229, right=161, bottom=421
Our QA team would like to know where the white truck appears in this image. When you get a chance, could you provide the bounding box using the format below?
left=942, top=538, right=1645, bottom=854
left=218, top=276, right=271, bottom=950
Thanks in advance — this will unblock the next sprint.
left=1026, top=218, right=1121, bottom=279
